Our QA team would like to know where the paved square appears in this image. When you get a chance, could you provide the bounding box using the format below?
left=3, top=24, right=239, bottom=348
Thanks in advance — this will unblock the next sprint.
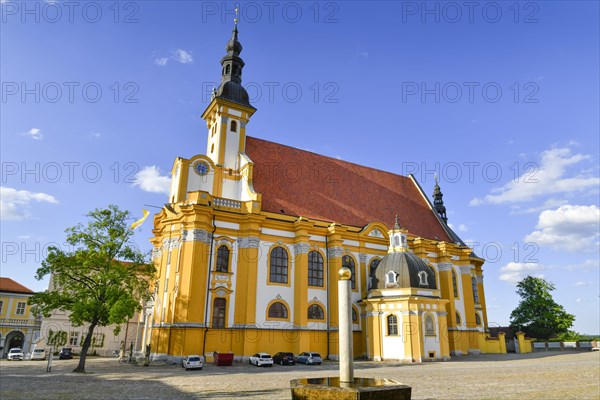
left=0, top=352, right=598, bottom=399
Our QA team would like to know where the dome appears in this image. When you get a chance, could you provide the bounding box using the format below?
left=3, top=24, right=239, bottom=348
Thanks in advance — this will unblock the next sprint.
left=372, top=252, right=437, bottom=290
left=215, top=81, right=251, bottom=108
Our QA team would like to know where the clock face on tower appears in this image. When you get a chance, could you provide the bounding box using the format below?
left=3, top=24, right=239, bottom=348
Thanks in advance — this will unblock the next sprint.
left=193, top=161, right=210, bottom=176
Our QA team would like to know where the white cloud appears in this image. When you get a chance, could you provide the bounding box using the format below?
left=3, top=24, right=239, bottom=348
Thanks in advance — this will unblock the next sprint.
left=458, top=224, right=468, bottom=232
left=574, top=281, right=593, bottom=287
left=525, top=205, right=600, bottom=252
left=565, top=259, right=599, bottom=271
left=0, top=187, right=59, bottom=221
left=470, top=147, right=599, bottom=205
left=89, top=132, right=101, bottom=139
left=23, top=128, right=43, bottom=140
left=171, top=49, right=193, bottom=64
left=155, top=57, right=169, bottom=66
left=575, top=297, right=582, bottom=303
left=133, top=166, right=171, bottom=194
left=511, top=198, right=569, bottom=214
left=499, top=262, right=544, bottom=284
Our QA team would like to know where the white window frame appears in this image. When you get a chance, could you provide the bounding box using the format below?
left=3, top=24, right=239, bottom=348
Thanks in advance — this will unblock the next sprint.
left=15, top=302, right=26, bottom=315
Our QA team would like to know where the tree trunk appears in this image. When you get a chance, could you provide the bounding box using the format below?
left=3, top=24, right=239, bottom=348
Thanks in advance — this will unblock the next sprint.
left=73, top=318, right=98, bottom=373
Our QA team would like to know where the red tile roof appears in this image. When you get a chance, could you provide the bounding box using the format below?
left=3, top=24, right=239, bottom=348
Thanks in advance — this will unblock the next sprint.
left=245, top=137, right=451, bottom=241
left=0, top=277, right=34, bottom=294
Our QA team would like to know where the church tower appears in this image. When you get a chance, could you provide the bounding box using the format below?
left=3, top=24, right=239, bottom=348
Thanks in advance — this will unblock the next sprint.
left=200, top=11, right=257, bottom=197
left=433, top=176, right=448, bottom=224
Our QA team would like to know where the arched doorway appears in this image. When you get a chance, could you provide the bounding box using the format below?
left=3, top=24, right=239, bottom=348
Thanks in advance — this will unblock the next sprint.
left=3, top=331, right=25, bottom=358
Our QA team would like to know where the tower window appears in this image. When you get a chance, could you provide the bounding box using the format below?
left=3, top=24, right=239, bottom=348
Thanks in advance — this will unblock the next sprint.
left=225, top=64, right=231, bottom=74
left=368, top=258, right=380, bottom=290
left=342, top=255, right=356, bottom=290
left=475, top=313, right=482, bottom=325
left=268, top=301, right=288, bottom=319
left=232, top=65, right=238, bottom=75
left=472, top=276, right=480, bottom=304
left=230, top=120, right=237, bottom=132
left=455, top=311, right=461, bottom=325
left=216, top=245, right=230, bottom=273
left=452, top=269, right=458, bottom=297
left=212, top=298, right=226, bottom=328
left=352, top=307, right=358, bottom=323
left=387, top=314, right=398, bottom=336
left=386, top=271, right=397, bottom=285
left=269, top=246, right=288, bottom=284
left=307, top=304, right=324, bottom=320
left=308, top=251, right=324, bottom=287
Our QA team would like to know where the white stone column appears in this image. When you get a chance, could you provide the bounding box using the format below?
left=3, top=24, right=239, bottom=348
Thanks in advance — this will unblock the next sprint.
left=338, top=267, right=354, bottom=383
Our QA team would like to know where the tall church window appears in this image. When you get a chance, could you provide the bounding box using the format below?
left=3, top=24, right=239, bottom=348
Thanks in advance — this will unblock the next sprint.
left=452, top=269, right=458, bottom=297
left=368, top=258, right=380, bottom=289
left=472, top=277, right=480, bottom=304
left=307, top=304, right=324, bottom=320
left=308, top=251, right=324, bottom=287
left=387, top=314, right=398, bottom=335
left=425, top=314, right=436, bottom=336
left=230, top=120, right=237, bottom=132
left=352, top=307, right=358, bottom=323
left=269, top=246, right=288, bottom=284
left=268, top=302, right=288, bottom=319
left=455, top=311, right=461, bottom=325
left=342, top=255, right=356, bottom=289
left=475, top=313, right=482, bottom=325
left=216, top=245, right=230, bottom=273
left=212, top=298, right=226, bottom=328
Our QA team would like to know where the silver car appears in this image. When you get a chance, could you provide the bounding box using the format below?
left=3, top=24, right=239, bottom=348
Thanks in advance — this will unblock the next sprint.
left=297, top=352, right=323, bottom=365
left=31, top=348, right=47, bottom=361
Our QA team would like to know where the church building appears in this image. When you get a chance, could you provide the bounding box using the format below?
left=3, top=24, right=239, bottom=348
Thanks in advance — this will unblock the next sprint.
left=146, top=21, right=492, bottom=363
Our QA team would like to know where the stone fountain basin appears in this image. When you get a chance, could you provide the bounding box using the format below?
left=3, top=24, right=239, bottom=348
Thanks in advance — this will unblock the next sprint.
left=290, top=377, right=411, bottom=400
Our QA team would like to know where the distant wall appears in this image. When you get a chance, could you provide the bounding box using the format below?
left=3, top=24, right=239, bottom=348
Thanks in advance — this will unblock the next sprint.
left=533, top=341, right=598, bottom=351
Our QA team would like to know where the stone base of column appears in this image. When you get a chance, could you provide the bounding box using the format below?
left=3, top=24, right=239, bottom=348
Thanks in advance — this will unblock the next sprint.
left=290, top=377, right=411, bottom=400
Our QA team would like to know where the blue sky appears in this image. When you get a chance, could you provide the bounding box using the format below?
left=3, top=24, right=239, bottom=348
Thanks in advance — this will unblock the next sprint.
left=1, top=1, right=599, bottom=334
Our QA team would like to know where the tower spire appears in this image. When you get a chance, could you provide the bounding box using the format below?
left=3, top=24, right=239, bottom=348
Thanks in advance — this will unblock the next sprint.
left=211, top=5, right=255, bottom=109
left=433, top=175, right=448, bottom=224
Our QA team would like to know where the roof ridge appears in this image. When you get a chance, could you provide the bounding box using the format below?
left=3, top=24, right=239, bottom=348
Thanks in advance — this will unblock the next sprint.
left=247, top=136, right=412, bottom=180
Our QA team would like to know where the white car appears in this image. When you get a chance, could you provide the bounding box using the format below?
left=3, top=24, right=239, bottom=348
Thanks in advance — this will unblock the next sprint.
left=249, top=352, right=273, bottom=367
left=31, top=348, right=47, bottom=361
left=7, top=348, right=24, bottom=361
left=181, top=355, right=203, bottom=371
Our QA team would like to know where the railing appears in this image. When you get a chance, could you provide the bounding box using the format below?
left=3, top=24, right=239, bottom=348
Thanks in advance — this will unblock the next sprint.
left=213, top=197, right=241, bottom=209
left=0, top=318, right=41, bottom=327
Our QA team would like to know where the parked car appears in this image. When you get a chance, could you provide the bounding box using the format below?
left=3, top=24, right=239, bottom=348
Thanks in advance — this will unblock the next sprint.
left=249, top=352, right=273, bottom=367
left=181, top=355, right=203, bottom=371
left=31, top=348, right=47, bottom=361
left=59, top=348, right=73, bottom=359
left=273, top=352, right=296, bottom=365
left=7, top=348, right=24, bottom=361
left=297, top=352, right=323, bottom=365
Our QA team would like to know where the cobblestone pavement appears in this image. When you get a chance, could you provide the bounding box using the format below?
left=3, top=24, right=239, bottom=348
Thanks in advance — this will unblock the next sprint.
left=0, top=351, right=598, bottom=399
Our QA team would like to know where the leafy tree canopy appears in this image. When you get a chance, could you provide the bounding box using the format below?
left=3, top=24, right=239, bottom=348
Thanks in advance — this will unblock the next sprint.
left=30, top=205, right=155, bottom=372
left=509, top=276, right=575, bottom=340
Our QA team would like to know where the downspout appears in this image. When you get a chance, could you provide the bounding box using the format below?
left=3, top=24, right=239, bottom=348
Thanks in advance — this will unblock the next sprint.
left=201, top=215, right=217, bottom=358
left=325, top=235, right=330, bottom=360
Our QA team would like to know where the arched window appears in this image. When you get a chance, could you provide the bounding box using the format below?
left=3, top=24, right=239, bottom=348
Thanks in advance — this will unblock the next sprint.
left=307, top=304, right=324, bottom=320
left=232, top=65, right=238, bottom=75
left=452, top=269, right=458, bottom=297
left=387, top=314, right=398, bottom=335
left=368, top=258, right=380, bottom=289
left=418, top=271, right=428, bottom=286
left=308, top=251, right=324, bottom=287
left=267, top=302, right=288, bottom=319
left=225, top=64, right=231, bottom=74
left=342, top=255, right=356, bottom=289
left=455, top=311, right=461, bottom=325
left=230, top=120, right=237, bottom=132
left=212, top=298, right=226, bottom=328
left=216, top=245, right=230, bottom=273
left=425, top=314, right=435, bottom=336
left=352, top=307, right=358, bottom=323
left=472, top=277, right=480, bottom=304
left=269, top=247, right=288, bottom=284
left=386, top=271, right=396, bottom=285
left=394, top=236, right=400, bottom=246
left=475, top=313, right=482, bottom=325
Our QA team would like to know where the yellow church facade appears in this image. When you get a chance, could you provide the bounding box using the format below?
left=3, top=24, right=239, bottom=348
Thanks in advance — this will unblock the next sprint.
left=146, top=23, right=501, bottom=363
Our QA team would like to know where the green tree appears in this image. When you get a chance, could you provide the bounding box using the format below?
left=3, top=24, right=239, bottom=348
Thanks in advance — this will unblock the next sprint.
left=509, top=276, right=575, bottom=340
left=30, top=205, right=155, bottom=373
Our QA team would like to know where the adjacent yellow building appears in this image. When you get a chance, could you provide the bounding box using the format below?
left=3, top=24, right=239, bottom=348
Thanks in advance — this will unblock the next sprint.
left=145, top=22, right=504, bottom=362
left=0, top=277, right=40, bottom=357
